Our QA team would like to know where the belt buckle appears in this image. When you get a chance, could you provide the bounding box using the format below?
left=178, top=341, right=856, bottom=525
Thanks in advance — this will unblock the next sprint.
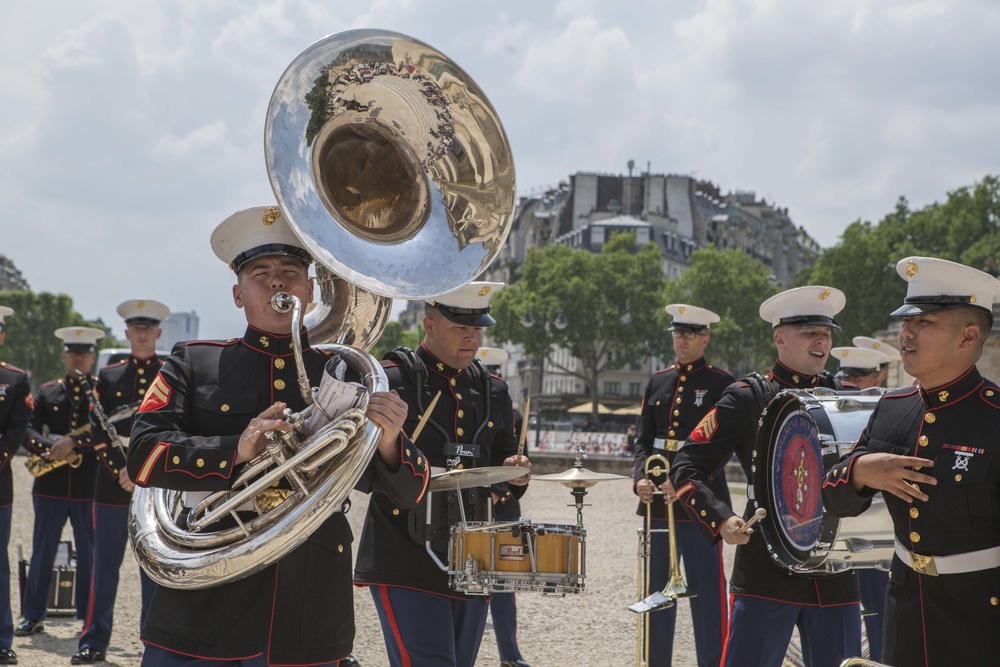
left=665, top=439, right=680, bottom=452
left=909, top=551, right=938, bottom=576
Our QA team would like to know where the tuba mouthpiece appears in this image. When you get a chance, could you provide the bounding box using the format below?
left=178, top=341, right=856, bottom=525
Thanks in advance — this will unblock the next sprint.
left=270, top=292, right=293, bottom=313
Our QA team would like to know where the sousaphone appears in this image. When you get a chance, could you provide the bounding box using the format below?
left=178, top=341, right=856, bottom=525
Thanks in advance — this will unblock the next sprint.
left=129, top=29, right=516, bottom=589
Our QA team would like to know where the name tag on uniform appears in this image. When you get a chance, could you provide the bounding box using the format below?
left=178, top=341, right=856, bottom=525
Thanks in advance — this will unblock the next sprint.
left=444, top=442, right=481, bottom=459
left=653, top=438, right=667, bottom=450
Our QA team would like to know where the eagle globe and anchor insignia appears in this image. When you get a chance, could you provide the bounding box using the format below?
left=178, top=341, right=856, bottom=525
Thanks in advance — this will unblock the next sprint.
left=770, top=410, right=824, bottom=553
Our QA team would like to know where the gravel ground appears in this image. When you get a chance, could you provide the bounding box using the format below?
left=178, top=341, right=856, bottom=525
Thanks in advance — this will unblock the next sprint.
left=6, top=457, right=741, bottom=667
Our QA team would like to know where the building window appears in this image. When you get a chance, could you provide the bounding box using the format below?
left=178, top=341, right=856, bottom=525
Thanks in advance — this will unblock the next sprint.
left=604, top=381, right=621, bottom=396
left=629, top=382, right=642, bottom=397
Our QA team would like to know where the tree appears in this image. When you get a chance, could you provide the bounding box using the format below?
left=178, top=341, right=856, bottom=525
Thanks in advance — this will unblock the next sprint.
left=370, top=320, right=423, bottom=361
left=490, top=232, right=667, bottom=422
left=799, top=175, right=1000, bottom=348
left=662, top=247, right=779, bottom=375
left=0, top=290, right=110, bottom=389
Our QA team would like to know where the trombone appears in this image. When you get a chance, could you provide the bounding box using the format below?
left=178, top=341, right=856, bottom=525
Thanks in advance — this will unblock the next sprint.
left=631, top=452, right=693, bottom=665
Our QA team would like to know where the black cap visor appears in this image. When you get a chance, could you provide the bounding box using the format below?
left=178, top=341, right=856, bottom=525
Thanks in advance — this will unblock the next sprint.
left=125, top=317, right=162, bottom=327
left=231, top=244, right=312, bottom=273
left=669, top=323, right=709, bottom=334
left=773, top=315, right=841, bottom=331
left=434, top=304, right=495, bottom=327
left=890, top=295, right=986, bottom=318
left=64, top=344, right=95, bottom=354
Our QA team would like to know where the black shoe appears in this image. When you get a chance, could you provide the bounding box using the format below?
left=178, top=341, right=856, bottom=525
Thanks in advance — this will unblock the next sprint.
left=501, top=660, right=530, bottom=667
left=12, top=620, right=42, bottom=637
left=0, top=647, right=16, bottom=665
left=70, top=647, right=105, bottom=664
left=340, top=657, right=360, bottom=667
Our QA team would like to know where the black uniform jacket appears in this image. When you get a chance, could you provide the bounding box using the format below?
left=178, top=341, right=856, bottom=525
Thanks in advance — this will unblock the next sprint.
left=128, top=326, right=428, bottom=665
left=354, top=344, right=525, bottom=598
left=822, top=366, right=1000, bottom=665
left=671, top=360, right=860, bottom=605
left=26, top=373, right=98, bottom=500
left=0, top=360, right=32, bottom=505
left=632, top=356, right=734, bottom=520
left=90, top=354, right=162, bottom=506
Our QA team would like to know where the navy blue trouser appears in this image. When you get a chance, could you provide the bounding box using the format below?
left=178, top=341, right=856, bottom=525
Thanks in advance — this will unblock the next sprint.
left=490, top=589, right=523, bottom=662
left=80, top=502, right=155, bottom=652
left=858, top=569, right=888, bottom=662
left=644, top=518, right=728, bottom=667
left=22, top=496, right=93, bottom=621
left=370, top=585, right=489, bottom=667
left=0, top=505, right=12, bottom=648
left=721, top=595, right=861, bottom=667
left=141, top=644, right=341, bottom=666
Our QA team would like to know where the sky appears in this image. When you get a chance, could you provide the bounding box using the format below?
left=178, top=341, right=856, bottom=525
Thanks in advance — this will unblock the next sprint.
left=3, top=0, right=999, bottom=341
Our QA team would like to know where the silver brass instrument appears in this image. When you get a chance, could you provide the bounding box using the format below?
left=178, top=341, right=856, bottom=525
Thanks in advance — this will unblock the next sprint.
left=129, top=294, right=387, bottom=590
left=129, top=29, right=516, bottom=590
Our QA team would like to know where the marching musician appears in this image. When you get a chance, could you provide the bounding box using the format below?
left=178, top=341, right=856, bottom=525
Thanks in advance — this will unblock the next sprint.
left=127, top=206, right=427, bottom=667
left=354, top=282, right=531, bottom=667
left=830, top=346, right=890, bottom=663
left=73, top=300, right=168, bottom=665
left=0, top=307, right=32, bottom=665
left=632, top=304, right=734, bottom=667
left=477, top=346, right=531, bottom=667
left=18, top=327, right=105, bottom=637
left=670, top=287, right=862, bottom=667
left=822, top=257, right=1000, bottom=666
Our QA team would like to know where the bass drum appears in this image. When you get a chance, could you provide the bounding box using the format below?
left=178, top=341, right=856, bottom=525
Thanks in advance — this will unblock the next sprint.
left=752, top=388, right=893, bottom=575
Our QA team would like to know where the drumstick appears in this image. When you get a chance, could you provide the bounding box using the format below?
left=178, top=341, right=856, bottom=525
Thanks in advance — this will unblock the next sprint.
left=739, top=508, right=767, bottom=534
left=410, top=391, right=441, bottom=444
left=517, top=397, right=530, bottom=459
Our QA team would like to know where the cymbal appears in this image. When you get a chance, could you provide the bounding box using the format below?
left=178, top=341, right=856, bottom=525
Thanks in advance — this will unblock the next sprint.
left=532, top=466, right=628, bottom=489
left=427, top=466, right=530, bottom=492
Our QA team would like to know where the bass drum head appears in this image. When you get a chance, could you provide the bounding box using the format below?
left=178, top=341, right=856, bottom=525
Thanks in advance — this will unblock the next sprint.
left=754, top=391, right=825, bottom=571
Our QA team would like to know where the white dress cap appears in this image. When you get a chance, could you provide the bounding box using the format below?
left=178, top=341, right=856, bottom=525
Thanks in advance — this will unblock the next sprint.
left=55, top=326, right=105, bottom=351
left=665, top=304, right=720, bottom=332
left=476, top=346, right=509, bottom=368
left=852, top=336, right=901, bottom=362
left=891, top=256, right=1000, bottom=317
left=759, top=286, right=846, bottom=330
left=117, top=299, right=170, bottom=326
left=426, top=281, right=505, bottom=326
left=211, top=206, right=312, bottom=272
left=0, top=306, right=12, bottom=327
left=831, top=347, right=889, bottom=373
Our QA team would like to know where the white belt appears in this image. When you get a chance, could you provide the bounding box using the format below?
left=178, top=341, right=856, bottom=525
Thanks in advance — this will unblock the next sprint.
left=894, top=539, right=1000, bottom=576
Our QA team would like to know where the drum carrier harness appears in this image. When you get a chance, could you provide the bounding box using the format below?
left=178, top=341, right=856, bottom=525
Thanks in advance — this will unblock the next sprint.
left=385, top=347, right=499, bottom=554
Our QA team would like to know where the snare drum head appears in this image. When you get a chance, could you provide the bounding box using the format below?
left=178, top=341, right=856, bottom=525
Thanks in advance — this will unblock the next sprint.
left=754, top=392, right=825, bottom=569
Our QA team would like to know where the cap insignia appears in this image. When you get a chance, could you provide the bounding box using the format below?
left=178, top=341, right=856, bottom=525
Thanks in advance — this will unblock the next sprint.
left=841, top=350, right=848, bottom=358
left=137, top=301, right=146, bottom=309
left=938, top=391, right=949, bottom=403
left=477, top=286, right=491, bottom=297
left=819, top=288, right=831, bottom=301
left=260, top=336, right=269, bottom=348
left=262, top=207, right=280, bottom=226
left=971, top=295, right=977, bottom=304
left=678, top=306, right=686, bottom=314
left=906, top=260, right=918, bottom=278
left=873, top=342, right=881, bottom=349
left=75, top=329, right=83, bottom=335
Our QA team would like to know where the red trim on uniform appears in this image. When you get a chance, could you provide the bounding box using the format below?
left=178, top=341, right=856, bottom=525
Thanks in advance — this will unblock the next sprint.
left=918, top=569, right=929, bottom=665
left=675, top=481, right=695, bottom=498
left=24, top=393, right=33, bottom=410
left=720, top=593, right=736, bottom=666
left=378, top=585, right=412, bottom=667
left=138, top=639, right=262, bottom=661
left=136, top=442, right=169, bottom=484
left=714, top=542, right=729, bottom=644
left=732, top=591, right=860, bottom=608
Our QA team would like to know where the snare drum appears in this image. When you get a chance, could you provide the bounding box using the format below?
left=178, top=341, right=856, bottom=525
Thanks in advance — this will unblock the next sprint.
left=753, top=389, right=893, bottom=575
left=448, top=521, right=585, bottom=595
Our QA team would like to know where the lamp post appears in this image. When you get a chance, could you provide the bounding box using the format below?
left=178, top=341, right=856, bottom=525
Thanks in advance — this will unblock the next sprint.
left=521, top=310, right=567, bottom=449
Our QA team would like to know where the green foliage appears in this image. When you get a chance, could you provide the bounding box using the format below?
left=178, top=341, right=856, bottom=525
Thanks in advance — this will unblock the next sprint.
left=800, top=175, right=1000, bottom=348
left=491, top=231, right=667, bottom=420
left=662, top=247, right=779, bottom=375
left=370, top=320, right=423, bottom=361
left=0, top=290, right=109, bottom=389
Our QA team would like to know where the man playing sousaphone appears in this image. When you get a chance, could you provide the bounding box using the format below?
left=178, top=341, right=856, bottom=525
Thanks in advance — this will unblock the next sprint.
left=633, top=304, right=734, bottom=667
left=127, top=206, right=428, bottom=667
left=354, top=282, right=531, bottom=667
left=670, top=287, right=862, bottom=667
